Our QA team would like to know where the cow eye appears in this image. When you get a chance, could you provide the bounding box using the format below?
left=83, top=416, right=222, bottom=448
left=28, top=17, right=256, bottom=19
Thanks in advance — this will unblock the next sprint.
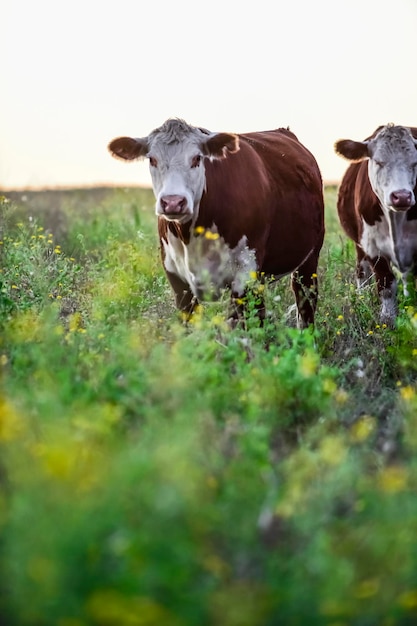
left=191, top=155, right=202, bottom=168
left=149, top=156, right=158, bottom=168
left=374, top=160, right=385, bottom=167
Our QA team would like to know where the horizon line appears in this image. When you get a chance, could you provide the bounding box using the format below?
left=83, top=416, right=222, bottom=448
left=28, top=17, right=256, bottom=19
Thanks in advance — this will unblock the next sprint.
left=1, top=179, right=341, bottom=193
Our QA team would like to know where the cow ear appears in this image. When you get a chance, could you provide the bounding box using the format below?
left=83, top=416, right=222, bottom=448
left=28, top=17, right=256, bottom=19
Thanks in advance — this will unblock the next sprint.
left=108, top=137, right=148, bottom=161
left=334, top=139, right=369, bottom=162
left=409, top=127, right=417, bottom=143
left=202, top=133, right=240, bottom=159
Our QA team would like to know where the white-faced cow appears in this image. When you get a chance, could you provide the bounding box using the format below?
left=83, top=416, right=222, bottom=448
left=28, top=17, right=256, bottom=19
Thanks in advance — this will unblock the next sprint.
left=109, top=118, right=325, bottom=327
left=335, top=124, right=417, bottom=325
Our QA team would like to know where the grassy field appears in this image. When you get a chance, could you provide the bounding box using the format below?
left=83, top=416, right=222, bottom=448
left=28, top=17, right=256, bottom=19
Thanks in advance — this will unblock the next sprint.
left=1, top=186, right=417, bottom=625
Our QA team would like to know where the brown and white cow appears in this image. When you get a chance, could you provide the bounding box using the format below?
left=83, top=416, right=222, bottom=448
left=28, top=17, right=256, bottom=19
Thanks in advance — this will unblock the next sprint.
left=335, top=124, right=417, bottom=325
left=109, top=118, right=325, bottom=327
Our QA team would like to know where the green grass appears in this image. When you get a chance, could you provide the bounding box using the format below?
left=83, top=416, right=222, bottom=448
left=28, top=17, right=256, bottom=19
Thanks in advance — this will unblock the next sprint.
left=1, top=186, right=417, bottom=625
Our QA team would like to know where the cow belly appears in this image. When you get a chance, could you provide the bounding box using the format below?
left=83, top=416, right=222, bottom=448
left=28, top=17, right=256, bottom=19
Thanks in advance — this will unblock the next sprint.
left=360, top=217, right=417, bottom=272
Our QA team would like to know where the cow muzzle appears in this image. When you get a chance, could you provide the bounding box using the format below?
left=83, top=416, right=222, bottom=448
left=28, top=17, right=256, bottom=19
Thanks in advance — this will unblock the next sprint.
left=389, top=189, right=414, bottom=211
left=158, top=194, right=191, bottom=220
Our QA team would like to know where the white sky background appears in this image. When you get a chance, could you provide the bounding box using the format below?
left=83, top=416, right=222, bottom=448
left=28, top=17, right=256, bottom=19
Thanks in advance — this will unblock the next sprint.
left=1, top=0, right=416, bottom=189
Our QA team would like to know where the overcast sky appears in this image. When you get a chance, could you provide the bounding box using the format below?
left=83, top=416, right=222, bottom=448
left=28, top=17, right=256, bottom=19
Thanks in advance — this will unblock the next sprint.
left=1, top=0, right=416, bottom=189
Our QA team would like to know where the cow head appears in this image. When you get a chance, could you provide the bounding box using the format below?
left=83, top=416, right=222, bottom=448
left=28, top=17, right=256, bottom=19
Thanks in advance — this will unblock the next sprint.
left=335, top=124, right=417, bottom=212
left=108, top=118, right=240, bottom=224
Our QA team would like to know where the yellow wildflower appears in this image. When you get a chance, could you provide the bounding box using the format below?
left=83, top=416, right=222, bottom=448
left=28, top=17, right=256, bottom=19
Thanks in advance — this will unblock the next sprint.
left=350, top=415, right=376, bottom=442
left=334, top=388, right=349, bottom=404
left=86, top=590, right=179, bottom=626
left=205, top=231, right=220, bottom=240
left=34, top=444, right=74, bottom=479
left=378, top=465, right=408, bottom=493
left=210, top=315, right=228, bottom=330
left=398, top=589, right=417, bottom=610
left=355, top=579, right=380, bottom=599
left=319, top=435, right=347, bottom=466
left=400, top=385, right=415, bottom=401
left=299, top=352, right=318, bottom=377
left=68, top=312, right=83, bottom=332
left=322, top=378, right=337, bottom=394
left=0, top=400, right=22, bottom=441
left=9, top=310, right=41, bottom=342
left=194, top=226, right=205, bottom=234
left=275, top=483, right=304, bottom=517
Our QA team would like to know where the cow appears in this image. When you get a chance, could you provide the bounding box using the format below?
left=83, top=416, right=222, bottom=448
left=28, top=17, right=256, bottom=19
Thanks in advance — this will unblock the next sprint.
left=335, top=124, right=417, bottom=325
left=108, top=118, right=325, bottom=327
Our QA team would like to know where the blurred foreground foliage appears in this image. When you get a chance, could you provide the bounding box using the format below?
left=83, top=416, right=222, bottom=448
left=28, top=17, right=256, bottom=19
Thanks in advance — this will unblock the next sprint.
left=1, top=188, right=417, bottom=625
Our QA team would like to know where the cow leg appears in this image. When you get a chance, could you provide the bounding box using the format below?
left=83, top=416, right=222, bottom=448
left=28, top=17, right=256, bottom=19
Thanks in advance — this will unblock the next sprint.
left=400, top=270, right=413, bottom=298
left=369, top=256, right=397, bottom=326
left=356, top=245, right=372, bottom=289
left=291, top=252, right=320, bottom=329
left=356, top=249, right=398, bottom=324
left=165, top=270, right=197, bottom=318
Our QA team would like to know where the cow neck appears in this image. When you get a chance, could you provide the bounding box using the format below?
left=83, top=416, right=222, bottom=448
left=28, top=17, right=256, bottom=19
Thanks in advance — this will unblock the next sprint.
left=386, top=209, right=408, bottom=271
left=362, top=198, right=383, bottom=225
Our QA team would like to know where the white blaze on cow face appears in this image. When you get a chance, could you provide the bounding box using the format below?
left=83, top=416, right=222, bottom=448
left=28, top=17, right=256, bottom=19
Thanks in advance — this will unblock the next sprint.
left=335, top=125, right=417, bottom=214
left=367, top=126, right=417, bottom=212
left=146, top=119, right=239, bottom=224
left=148, top=139, right=206, bottom=224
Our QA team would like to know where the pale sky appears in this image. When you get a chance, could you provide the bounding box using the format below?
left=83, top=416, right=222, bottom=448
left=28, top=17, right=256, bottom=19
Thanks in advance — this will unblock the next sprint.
left=1, top=0, right=416, bottom=190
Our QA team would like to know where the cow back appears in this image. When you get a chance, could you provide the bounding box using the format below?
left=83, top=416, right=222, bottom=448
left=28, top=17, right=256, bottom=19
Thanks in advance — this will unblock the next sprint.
left=199, top=128, right=324, bottom=275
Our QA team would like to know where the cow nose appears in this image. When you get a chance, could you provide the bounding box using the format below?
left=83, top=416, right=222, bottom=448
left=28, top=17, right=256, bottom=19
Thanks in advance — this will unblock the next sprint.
left=160, top=195, right=187, bottom=214
left=390, top=189, right=413, bottom=209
